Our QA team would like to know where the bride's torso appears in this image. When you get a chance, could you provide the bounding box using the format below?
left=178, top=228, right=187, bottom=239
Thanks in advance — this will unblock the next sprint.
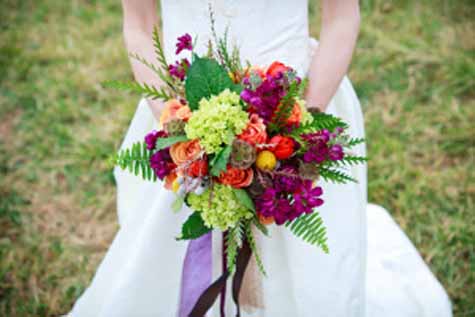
left=160, top=0, right=311, bottom=74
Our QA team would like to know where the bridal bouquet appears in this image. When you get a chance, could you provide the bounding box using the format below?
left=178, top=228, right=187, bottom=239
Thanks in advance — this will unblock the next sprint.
left=107, top=25, right=365, bottom=315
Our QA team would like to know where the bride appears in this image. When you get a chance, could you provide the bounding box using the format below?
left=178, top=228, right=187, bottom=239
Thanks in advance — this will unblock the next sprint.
left=70, top=0, right=452, bottom=316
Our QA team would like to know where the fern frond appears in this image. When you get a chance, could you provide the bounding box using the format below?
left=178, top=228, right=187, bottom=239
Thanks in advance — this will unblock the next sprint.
left=293, top=112, right=348, bottom=135
left=114, top=142, right=156, bottom=181
left=103, top=80, right=171, bottom=101
left=246, top=222, right=267, bottom=276
left=325, top=155, right=367, bottom=168
left=286, top=212, right=328, bottom=253
left=347, top=137, right=365, bottom=147
left=269, top=80, right=300, bottom=133
left=319, top=168, right=356, bottom=184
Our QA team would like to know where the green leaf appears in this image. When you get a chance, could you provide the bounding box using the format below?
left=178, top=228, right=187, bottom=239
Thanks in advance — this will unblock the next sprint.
left=185, top=56, right=237, bottom=110
left=155, top=135, right=188, bottom=151
left=177, top=212, right=211, bottom=240
left=233, top=188, right=255, bottom=212
left=210, top=145, right=232, bottom=176
left=172, top=196, right=185, bottom=213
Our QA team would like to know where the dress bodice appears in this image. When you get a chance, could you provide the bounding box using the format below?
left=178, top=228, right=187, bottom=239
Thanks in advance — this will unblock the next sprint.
left=160, top=0, right=311, bottom=74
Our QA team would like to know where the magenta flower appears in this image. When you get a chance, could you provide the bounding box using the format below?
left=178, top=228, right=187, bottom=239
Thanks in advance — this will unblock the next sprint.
left=168, top=58, right=190, bottom=81
left=274, top=165, right=302, bottom=192
left=293, top=180, right=324, bottom=215
left=145, top=130, right=167, bottom=150
left=328, top=144, right=344, bottom=161
left=150, top=148, right=175, bottom=180
left=175, top=33, right=193, bottom=54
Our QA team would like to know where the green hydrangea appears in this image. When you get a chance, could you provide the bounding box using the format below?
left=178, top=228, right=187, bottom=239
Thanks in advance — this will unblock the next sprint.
left=187, top=183, right=253, bottom=230
left=185, top=89, right=249, bottom=154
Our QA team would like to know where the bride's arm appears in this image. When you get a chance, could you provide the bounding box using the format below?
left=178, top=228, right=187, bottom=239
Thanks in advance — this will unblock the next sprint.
left=122, top=0, right=164, bottom=120
left=306, top=0, right=361, bottom=111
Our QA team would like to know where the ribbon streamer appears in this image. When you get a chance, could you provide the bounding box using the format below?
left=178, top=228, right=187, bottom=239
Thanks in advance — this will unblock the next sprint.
left=179, top=232, right=213, bottom=317
left=185, top=234, right=252, bottom=317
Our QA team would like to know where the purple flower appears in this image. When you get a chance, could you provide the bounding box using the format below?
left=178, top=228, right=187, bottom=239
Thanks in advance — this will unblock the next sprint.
left=175, top=33, right=193, bottom=55
left=301, top=129, right=346, bottom=164
left=273, top=198, right=293, bottom=225
left=145, top=130, right=167, bottom=150
left=168, top=58, right=190, bottom=81
left=302, top=142, right=329, bottom=164
left=150, top=148, right=175, bottom=180
left=328, top=144, right=344, bottom=161
left=256, top=188, right=279, bottom=218
left=274, top=165, right=302, bottom=192
left=294, top=180, right=324, bottom=215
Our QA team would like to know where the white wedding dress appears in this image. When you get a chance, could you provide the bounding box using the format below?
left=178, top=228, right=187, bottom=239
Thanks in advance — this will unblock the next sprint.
left=70, top=1, right=452, bottom=316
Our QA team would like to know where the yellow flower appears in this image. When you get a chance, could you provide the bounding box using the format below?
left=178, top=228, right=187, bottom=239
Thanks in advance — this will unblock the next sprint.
left=256, top=150, right=277, bottom=171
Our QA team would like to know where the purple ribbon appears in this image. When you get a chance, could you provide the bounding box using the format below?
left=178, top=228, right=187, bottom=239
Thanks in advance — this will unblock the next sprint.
left=178, top=232, right=212, bottom=317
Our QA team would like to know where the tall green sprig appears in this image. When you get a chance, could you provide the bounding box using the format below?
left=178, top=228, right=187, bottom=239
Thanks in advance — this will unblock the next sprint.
left=208, top=4, right=242, bottom=74
left=103, top=26, right=179, bottom=101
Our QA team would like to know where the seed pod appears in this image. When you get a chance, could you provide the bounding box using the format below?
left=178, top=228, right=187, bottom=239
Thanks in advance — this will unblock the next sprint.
left=229, top=139, right=257, bottom=169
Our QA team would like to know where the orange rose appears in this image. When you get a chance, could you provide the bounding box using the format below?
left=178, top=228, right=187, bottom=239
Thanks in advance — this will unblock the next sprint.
left=170, top=140, right=202, bottom=165
left=286, top=103, right=302, bottom=126
left=186, top=159, right=208, bottom=177
left=160, top=99, right=191, bottom=126
left=175, top=106, right=192, bottom=121
left=266, top=61, right=291, bottom=77
left=269, top=135, right=295, bottom=160
left=218, top=166, right=254, bottom=188
left=164, top=172, right=177, bottom=190
left=238, top=114, right=267, bottom=146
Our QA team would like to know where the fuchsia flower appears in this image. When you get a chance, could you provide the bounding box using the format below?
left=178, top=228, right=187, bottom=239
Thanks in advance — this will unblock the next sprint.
left=150, top=149, right=176, bottom=180
left=175, top=33, right=193, bottom=54
left=145, top=130, right=168, bottom=150
left=293, top=180, right=324, bottom=216
left=255, top=166, right=324, bottom=225
left=301, top=129, right=345, bottom=163
left=168, top=59, right=190, bottom=81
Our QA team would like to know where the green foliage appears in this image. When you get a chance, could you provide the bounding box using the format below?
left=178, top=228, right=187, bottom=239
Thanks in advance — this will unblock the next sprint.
left=233, top=188, right=255, bottom=212
left=155, top=135, right=188, bottom=151
left=225, top=221, right=245, bottom=273
left=268, top=79, right=300, bottom=133
left=347, top=137, right=366, bottom=147
left=129, top=52, right=179, bottom=95
left=152, top=26, right=170, bottom=77
left=177, top=212, right=211, bottom=240
left=210, top=145, right=232, bottom=176
left=325, top=155, right=368, bottom=168
left=319, top=168, right=357, bottom=184
left=114, top=142, right=156, bottom=181
left=286, top=212, right=329, bottom=253
left=184, top=56, right=239, bottom=110
left=292, top=112, right=349, bottom=136
left=246, top=222, right=267, bottom=276
left=103, top=79, right=172, bottom=101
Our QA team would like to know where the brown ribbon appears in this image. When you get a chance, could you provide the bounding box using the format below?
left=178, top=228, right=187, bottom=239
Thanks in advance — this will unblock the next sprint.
left=189, top=237, right=253, bottom=317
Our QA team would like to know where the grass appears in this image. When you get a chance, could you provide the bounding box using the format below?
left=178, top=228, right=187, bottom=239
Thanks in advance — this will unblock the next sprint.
left=0, top=0, right=473, bottom=316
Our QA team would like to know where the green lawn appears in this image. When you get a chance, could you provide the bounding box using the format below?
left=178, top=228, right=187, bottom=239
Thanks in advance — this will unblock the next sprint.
left=1, top=0, right=473, bottom=316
